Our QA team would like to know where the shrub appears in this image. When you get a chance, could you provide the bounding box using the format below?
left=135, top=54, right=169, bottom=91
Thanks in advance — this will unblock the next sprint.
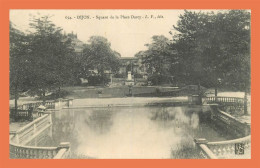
left=45, top=89, right=70, bottom=100
left=87, top=75, right=110, bottom=86
left=148, top=74, right=171, bottom=85
left=113, top=73, right=125, bottom=78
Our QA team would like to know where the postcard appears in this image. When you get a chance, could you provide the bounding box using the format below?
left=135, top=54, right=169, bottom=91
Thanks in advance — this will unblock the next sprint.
left=1, top=0, right=259, bottom=168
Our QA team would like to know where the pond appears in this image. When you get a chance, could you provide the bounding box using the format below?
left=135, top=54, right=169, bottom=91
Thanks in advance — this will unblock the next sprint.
left=37, top=106, right=234, bottom=159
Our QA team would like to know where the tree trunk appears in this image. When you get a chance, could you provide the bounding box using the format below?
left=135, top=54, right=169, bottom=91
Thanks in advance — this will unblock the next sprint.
left=14, top=85, right=18, bottom=120
left=43, top=89, right=46, bottom=105
left=58, top=78, right=61, bottom=98
left=215, top=87, right=218, bottom=97
left=198, top=82, right=202, bottom=105
left=58, top=86, right=61, bottom=98
left=215, top=87, right=218, bottom=102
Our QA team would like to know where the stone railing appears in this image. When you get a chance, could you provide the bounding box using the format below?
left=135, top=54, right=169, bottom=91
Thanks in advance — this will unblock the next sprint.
left=195, top=135, right=251, bottom=159
left=17, top=101, right=53, bottom=110
left=204, top=96, right=244, bottom=105
left=10, top=141, right=70, bottom=159
left=16, top=99, right=73, bottom=111
left=210, top=106, right=251, bottom=137
left=10, top=114, right=52, bottom=145
left=194, top=139, right=217, bottom=159
left=10, top=109, right=33, bottom=121
left=10, top=114, right=71, bottom=159
left=207, top=135, right=251, bottom=158
left=195, top=103, right=251, bottom=159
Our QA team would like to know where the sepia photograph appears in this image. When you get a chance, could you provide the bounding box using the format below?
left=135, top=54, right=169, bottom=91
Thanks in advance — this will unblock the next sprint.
left=9, top=9, right=251, bottom=159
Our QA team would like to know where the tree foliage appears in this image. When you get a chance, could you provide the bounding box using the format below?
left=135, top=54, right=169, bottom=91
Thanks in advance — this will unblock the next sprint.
left=10, top=23, right=31, bottom=95
left=10, top=16, right=76, bottom=102
left=138, top=10, right=250, bottom=90
left=27, top=16, right=75, bottom=99
left=172, top=10, right=250, bottom=90
left=82, top=36, right=120, bottom=84
left=140, top=35, right=176, bottom=85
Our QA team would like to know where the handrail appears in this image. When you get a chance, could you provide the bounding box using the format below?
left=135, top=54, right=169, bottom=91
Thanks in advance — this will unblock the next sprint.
left=208, top=135, right=251, bottom=145
left=206, top=96, right=244, bottom=99
left=10, top=141, right=70, bottom=159
left=14, top=99, right=73, bottom=111
left=195, top=135, right=251, bottom=159
left=53, top=148, right=68, bottom=159
left=10, top=141, right=58, bottom=150
left=205, top=96, right=245, bottom=104
left=199, top=144, right=218, bottom=159
left=11, top=114, right=52, bottom=145
left=10, top=113, right=70, bottom=159
left=16, top=114, right=50, bottom=134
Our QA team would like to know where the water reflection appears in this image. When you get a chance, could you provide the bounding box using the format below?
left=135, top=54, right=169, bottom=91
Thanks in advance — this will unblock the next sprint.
left=85, top=109, right=113, bottom=134
left=38, top=106, right=229, bottom=159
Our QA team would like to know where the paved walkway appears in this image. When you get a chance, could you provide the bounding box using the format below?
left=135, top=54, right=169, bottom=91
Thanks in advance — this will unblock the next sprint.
left=9, top=113, right=41, bottom=132
left=69, top=97, right=188, bottom=107
left=10, top=121, right=30, bottom=132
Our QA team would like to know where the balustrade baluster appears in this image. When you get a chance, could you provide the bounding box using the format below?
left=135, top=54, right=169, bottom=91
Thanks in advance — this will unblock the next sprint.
left=30, top=149, right=34, bottom=158
left=21, top=148, right=24, bottom=158
left=44, top=150, right=48, bottom=159
left=18, top=148, right=21, bottom=158
left=34, top=149, right=37, bottom=159
left=48, top=150, right=52, bottom=158
left=24, top=149, right=27, bottom=158
left=217, top=148, right=222, bottom=156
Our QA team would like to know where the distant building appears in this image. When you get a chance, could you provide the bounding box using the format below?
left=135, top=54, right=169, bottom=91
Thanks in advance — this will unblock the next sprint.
left=119, top=57, right=146, bottom=77
left=63, top=32, right=147, bottom=85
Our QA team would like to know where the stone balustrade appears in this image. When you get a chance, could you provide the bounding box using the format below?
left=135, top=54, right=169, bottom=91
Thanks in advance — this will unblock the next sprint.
left=10, top=141, right=70, bottom=159
left=207, top=135, right=251, bottom=158
left=16, top=99, right=73, bottom=111
left=10, top=114, right=52, bottom=145
left=210, top=106, right=251, bottom=137
left=10, top=113, right=71, bottom=159
left=195, top=135, right=251, bottom=159
left=205, top=96, right=244, bottom=104
left=194, top=138, right=217, bottom=159
left=10, top=143, right=58, bottom=159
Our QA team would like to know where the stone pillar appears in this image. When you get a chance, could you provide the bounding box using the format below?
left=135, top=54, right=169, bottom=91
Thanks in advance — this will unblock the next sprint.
left=54, top=99, right=62, bottom=110
left=194, top=138, right=217, bottom=159
left=58, top=142, right=70, bottom=149
left=68, top=99, right=73, bottom=107
left=194, top=138, right=208, bottom=144
left=191, top=95, right=200, bottom=105
left=54, top=142, right=71, bottom=159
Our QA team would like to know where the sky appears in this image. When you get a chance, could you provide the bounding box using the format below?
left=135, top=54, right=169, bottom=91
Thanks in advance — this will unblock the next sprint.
left=10, top=9, right=215, bottom=57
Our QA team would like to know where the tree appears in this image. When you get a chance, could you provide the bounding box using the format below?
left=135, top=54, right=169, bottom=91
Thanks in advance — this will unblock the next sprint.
left=171, top=10, right=250, bottom=92
left=171, top=11, right=214, bottom=86
left=27, top=15, right=75, bottom=102
left=82, top=36, right=120, bottom=85
left=10, top=22, right=31, bottom=113
left=141, top=35, right=174, bottom=85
